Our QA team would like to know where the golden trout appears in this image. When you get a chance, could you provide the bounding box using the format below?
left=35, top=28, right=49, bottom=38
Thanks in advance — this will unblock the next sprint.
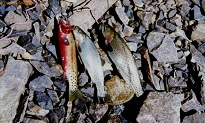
left=101, top=24, right=143, bottom=97
left=73, top=26, right=108, bottom=102
left=58, top=19, right=84, bottom=115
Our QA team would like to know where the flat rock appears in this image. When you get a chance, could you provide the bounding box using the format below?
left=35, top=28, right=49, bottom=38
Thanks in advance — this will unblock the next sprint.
left=198, top=43, right=205, bottom=53
left=4, top=11, right=31, bottom=31
left=115, top=6, right=130, bottom=25
left=193, top=5, right=204, bottom=20
left=133, top=0, right=144, bottom=7
left=29, top=75, right=53, bottom=92
left=26, top=102, right=49, bottom=117
left=136, top=92, right=183, bottom=123
left=30, top=61, right=61, bottom=77
left=126, top=42, right=138, bottom=52
left=191, top=24, right=205, bottom=41
left=147, top=32, right=178, bottom=64
left=0, top=57, right=33, bottom=122
left=34, top=91, right=53, bottom=110
left=182, top=112, right=205, bottom=123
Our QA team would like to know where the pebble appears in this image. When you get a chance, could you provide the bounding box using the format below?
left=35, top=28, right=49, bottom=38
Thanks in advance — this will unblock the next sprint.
left=193, top=5, right=204, bottom=20
left=123, top=25, right=134, bottom=37
left=26, top=102, right=49, bottom=117
left=115, top=6, right=130, bottom=25
left=35, top=91, right=53, bottom=110
left=126, top=42, right=138, bottom=52
left=191, top=24, right=205, bottom=41
left=136, top=92, right=183, bottom=123
left=168, top=9, right=177, bottom=18
left=133, top=0, right=144, bottom=7
left=47, top=89, right=60, bottom=104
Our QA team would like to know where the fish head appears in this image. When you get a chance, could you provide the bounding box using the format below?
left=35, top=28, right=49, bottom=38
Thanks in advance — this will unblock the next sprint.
left=73, top=26, right=86, bottom=44
left=59, top=19, right=74, bottom=34
left=101, top=24, right=115, bottom=44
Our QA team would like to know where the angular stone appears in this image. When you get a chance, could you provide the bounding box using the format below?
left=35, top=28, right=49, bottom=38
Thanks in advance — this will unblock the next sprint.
left=0, top=59, right=4, bottom=76
left=24, top=118, right=47, bottom=123
left=182, top=112, right=205, bottom=123
left=30, top=61, right=61, bottom=77
left=29, top=75, right=53, bottom=92
left=80, top=86, right=94, bottom=97
left=136, top=92, right=183, bottom=123
left=198, top=43, right=205, bottom=53
left=123, top=25, right=134, bottom=37
left=115, top=7, right=130, bottom=25
left=26, top=102, right=49, bottom=117
left=147, top=32, right=178, bottom=64
left=4, top=11, right=31, bottom=31
left=35, top=91, right=53, bottom=110
left=165, top=22, right=176, bottom=31
left=47, top=89, right=60, bottom=104
left=126, top=42, right=138, bottom=52
left=168, top=9, right=177, bottom=18
left=133, top=0, right=144, bottom=7
left=78, top=72, right=89, bottom=87
left=0, top=57, right=33, bottom=122
left=193, top=5, right=204, bottom=20
left=191, top=24, right=205, bottom=41
left=89, top=103, right=108, bottom=122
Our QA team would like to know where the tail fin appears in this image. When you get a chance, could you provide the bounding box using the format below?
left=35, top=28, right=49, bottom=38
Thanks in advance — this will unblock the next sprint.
left=69, top=89, right=85, bottom=101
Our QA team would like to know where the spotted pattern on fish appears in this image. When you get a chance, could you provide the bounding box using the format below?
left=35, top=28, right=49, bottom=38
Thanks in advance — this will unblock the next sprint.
left=102, top=24, right=143, bottom=97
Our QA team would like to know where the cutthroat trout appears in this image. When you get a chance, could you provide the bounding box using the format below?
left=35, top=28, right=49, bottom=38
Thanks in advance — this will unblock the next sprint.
left=101, top=24, right=143, bottom=97
left=58, top=19, right=84, bottom=115
left=73, top=26, right=107, bottom=102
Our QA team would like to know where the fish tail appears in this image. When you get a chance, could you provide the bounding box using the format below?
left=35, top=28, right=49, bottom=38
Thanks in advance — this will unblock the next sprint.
left=69, top=89, right=85, bottom=101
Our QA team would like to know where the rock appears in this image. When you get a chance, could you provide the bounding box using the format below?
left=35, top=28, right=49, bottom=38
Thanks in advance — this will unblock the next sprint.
left=46, top=44, right=57, bottom=58
left=89, top=103, right=108, bottom=122
left=190, top=45, right=205, bottom=105
left=5, top=5, right=16, bottom=11
left=4, top=11, right=31, bottom=31
left=26, top=102, right=49, bottom=117
left=136, top=92, right=183, bottom=123
left=0, top=59, right=4, bottom=76
left=198, top=43, right=205, bottom=53
left=105, top=76, right=134, bottom=106
left=182, top=112, right=205, bottom=123
left=47, top=89, right=60, bottom=104
left=193, top=5, right=204, bottom=20
left=181, top=91, right=205, bottom=112
left=126, top=42, right=138, bottom=52
left=191, top=24, right=205, bottom=41
left=34, top=91, right=53, bottom=110
left=165, top=22, right=176, bottom=31
left=137, top=11, right=153, bottom=30
left=123, top=25, right=134, bottom=37
left=0, top=4, right=5, bottom=15
left=78, top=72, right=89, bottom=87
left=54, top=80, right=67, bottom=92
left=202, top=0, right=205, bottom=12
left=115, top=7, right=130, bottom=25
left=29, top=75, right=53, bottom=92
left=80, top=86, right=95, bottom=97
left=133, top=0, right=144, bottom=7
left=24, top=118, right=47, bottom=123
left=30, top=61, right=61, bottom=77
left=168, top=9, right=177, bottom=18
left=147, top=32, right=178, bottom=64
left=0, top=57, right=33, bottom=122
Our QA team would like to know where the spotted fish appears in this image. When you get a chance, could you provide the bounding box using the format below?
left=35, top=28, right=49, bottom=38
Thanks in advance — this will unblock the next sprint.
left=58, top=19, right=84, bottom=114
left=73, top=26, right=108, bottom=102
left=101, top=24, right=143, bottom=97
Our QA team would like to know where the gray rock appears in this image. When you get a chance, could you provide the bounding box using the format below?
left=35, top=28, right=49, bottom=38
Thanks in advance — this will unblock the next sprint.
left=26, top=102, right=49, bottom=117
left=191, top=24, right=205, bottom=41
left=78, top=72, right=89, bottom=87
left=4, top=11, right=31, bottom=31
left=0, top=57, right=33, bottom=122
left=198, top=43, right=205, bottom=53
left=35, top=91, right=53, bottom=110
left=126, top=42, right=138, bottom=52
left=5, top=5, right=16, bottom=12
left=202, top=0, right=205, bottom=12
left=46, top=44, right=57, bottom=58
left=47, top=89, right=60, bottom=104
left=115, top=7, right=130, bottom=25
left=190, top=45, right=205, bottom=105
left=165, top=22, right=176, bottom=31
left=136, top=92, right=183, bottom=123
left=30, top=61, right=61, bottom=77
left=24, top=118, right=47, bottom=123
left=0, top=4, right=5, bottom=15
left=29, top=75, right=53, bottom=92
left=182, top=112, right=205, bottom=123
left=54, top=80, right=66, bottom=92
left=147, top=32, right=178, bottom=64
left=193, top=5, right=204, bottom=20
left=192, top=0, right=200, bottom=6
left=123, top=25, right=134, bottom=37
left=133, top=0, right=144, bottom=7
left=168, top=9, right=177, bottom=18
left=137, top=11, right=153, bottom=30
left=0, top=59, right=4, bottom=76
left=80, top=86, right=95, bottom=97
left=181, top=91, right=205, bottom=112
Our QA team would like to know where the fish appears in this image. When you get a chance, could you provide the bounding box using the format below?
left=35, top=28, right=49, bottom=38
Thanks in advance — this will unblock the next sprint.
left=58, top=19, right=84, bottom=115
left=101, top=24, right=143, bottom=97
left=73, top=26, right=108, bottom=102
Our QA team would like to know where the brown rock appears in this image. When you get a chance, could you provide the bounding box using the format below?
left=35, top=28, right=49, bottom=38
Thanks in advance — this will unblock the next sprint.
left=191, top=24, right=205, bottom=41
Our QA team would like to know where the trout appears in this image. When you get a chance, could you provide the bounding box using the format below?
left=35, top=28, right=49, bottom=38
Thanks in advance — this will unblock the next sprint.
left=58, top=19, right=84, bottom=115
left=101, top=24, right=143, bottom=97
left=73, top=26, right=107, bottom=102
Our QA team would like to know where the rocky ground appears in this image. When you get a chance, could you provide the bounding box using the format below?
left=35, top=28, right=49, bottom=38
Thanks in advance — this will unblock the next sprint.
left=0, top=0, right=205, bottom=122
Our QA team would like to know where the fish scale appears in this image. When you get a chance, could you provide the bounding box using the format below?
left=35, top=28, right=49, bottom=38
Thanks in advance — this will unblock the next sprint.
left=102, top=24, right=143, bottom=97
left=73, top=27, right=107, bottom=100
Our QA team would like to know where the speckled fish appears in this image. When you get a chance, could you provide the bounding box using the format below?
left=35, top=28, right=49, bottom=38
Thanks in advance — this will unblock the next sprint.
left=101, top=24, right=143, bottom=97
left=58, top=19, right=84, bottom=113
left=73, top=26, right=107, bottom=101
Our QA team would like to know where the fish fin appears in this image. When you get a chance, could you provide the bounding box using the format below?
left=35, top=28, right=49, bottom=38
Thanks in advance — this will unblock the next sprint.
left=76, top=40, right=82, bottom=53
left=69, top=89, right=85, bottom=102
left=63, top=73, right=67, bottom=80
